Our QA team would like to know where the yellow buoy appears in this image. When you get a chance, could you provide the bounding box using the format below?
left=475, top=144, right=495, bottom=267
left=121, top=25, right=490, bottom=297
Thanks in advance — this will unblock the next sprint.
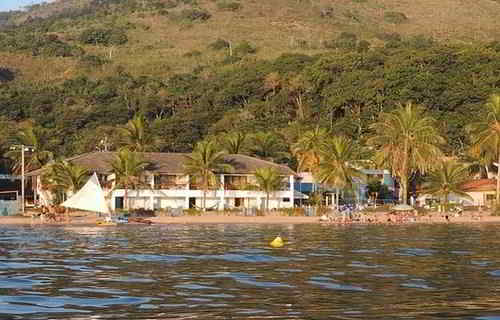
left=270, top=236, right=284, bottom=248
left=97, top=221, right=117, bottom=226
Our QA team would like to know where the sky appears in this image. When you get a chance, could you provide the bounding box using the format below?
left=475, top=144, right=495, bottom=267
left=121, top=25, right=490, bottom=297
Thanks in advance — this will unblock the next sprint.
left=0, top=0, right=52, bottom=12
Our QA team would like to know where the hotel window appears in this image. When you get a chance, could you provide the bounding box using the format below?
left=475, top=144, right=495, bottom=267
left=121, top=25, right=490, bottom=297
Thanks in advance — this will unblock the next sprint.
left=235, top=198, right=244, bottom=207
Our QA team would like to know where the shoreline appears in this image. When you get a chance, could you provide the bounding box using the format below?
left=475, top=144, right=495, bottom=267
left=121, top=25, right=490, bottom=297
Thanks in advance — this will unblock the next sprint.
left=1, top=211, right=500, bottom=226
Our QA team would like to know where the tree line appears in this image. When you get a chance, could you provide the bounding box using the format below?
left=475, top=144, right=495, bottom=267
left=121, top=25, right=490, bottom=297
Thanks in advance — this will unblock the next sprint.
left=5, top=95, right=500, bottom=212
left=2, top=41, right=500, bottom=209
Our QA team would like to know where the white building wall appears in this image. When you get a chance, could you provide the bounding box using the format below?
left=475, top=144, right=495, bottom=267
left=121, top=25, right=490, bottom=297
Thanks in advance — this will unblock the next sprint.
left=110, top=189, right=295, bottom=210
left=157, top=197, right=185, bottom=209
left=417, top=191, right=495, bottom=207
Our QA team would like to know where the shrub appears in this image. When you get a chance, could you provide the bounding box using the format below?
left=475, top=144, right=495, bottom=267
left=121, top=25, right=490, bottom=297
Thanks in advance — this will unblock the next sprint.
left=375, top=32, right=402, bottom=42
left=339, top=32, right=357, bottom=41
left=179, top=9, right=211, bottom=21
left=78, top=55, right=109, bottom=69
left=208, top=38, right=230, bottom=50
left=384, top=11, right=408, bottom=24
left=164, top=0, right=178, bottom=9
left=343, top=9, right=361, bottom=22
left=216, top=1, right=241, bottom=11
left=221, top=55, right=241, bottom=65
left=151, top=1, right=166, bottom=9
left=385, top=39, right=403, bottom=49
left=319, top=6, right=334, bottom=18
left=107, top=29, right=128, bottom=45
left=0, top=32, right=83, bottom=57
left=280, top=208, right=306, bottom=216
left=324, top=32, right=358, bottom=50
left=183, top=49, right=202, bottom=57
left=180, top=0, right=198, bottom=5
left=184, top=208, right=203, bottom=216
left=192, top=65, right=206, bottom=74
left=0, top=67, right=15, bottom=82
left=357, top=40, right=371, bottom=52
left=487, top=41, right=500, bottom=52
left=36, top=41, right=75, bottom=57
left=79, top=28, right=128, bottom=46
left=492, top=205, right=500, bottom=216
left=405, top=34, right=434, bottom=49
left=234, top=40, right=256, bottom=55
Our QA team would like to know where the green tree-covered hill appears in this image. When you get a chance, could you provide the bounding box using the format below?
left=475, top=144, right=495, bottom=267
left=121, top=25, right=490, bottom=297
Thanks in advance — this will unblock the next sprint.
left=2, top=0, right=500, bottom=173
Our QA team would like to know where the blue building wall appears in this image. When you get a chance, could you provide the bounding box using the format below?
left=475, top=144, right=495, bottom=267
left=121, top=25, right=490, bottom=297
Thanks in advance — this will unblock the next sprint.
left=294, top=170, right=396, bottom=204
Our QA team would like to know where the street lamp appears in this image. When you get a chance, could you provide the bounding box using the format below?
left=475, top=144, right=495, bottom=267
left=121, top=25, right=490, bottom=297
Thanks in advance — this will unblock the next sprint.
left=9, top=145, right=35, bottom=215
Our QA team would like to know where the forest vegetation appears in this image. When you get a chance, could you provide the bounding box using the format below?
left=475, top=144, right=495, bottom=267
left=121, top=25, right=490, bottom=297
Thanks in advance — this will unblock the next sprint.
left=2, top=0, right=500, bottom=204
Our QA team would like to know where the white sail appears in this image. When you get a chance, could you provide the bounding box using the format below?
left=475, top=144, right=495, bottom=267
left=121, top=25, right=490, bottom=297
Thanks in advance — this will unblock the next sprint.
left=61, top=172, right=110, bottom=214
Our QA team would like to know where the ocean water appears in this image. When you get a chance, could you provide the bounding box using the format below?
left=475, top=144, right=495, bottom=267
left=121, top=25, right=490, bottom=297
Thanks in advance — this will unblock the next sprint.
left=1, top=223, right=500, bottom=319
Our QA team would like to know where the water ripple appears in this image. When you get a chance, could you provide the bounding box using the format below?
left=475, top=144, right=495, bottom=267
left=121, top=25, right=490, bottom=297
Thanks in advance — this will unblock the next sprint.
left=307, top=280, right=370, bottom=292
left=1, top=224, right=500, bottom=318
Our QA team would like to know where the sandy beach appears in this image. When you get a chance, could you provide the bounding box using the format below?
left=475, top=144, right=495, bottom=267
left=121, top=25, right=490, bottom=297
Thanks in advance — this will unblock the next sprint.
left=1, top=210, right=500, bottom=226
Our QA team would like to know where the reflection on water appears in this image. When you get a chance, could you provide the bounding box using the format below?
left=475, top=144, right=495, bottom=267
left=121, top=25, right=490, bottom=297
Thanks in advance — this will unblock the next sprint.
left=1, top=224, right=500, bottom=319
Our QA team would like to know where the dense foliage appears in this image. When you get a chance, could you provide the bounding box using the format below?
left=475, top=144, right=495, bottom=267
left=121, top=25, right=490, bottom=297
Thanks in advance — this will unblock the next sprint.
left=2, top=41, right=499, bottom=165
left=0, top=32, right=83, bottom=57
left=2, top=1, right=500, bottom=190
left=79, top=28, right=128, bottom=46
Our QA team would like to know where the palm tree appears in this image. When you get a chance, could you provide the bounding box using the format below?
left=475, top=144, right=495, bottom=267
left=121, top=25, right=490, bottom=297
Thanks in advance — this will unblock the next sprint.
left=0, top=117, right=16, bottom=173
left=367, top=102, right=444, bottom=204
left=292, top=126, right=329, bottom=172
left=467, top=93, right=500, bottom=204
left=422, top=159, right=472, bottom=211
left=254, top=167, right=284, bottom=212
left=315, top=135, right=364, bottom=208
left=220, top=132, right=247, bottom=154
left=110, top=148, right=150, bottom=210
left=249, top=132, right=290, bottom=162
left=183, top=140, right=234, bottom=211
left=5, top=122, right=54, bottom=173
left=118, top=113, right=156, bottom=152
left=43, top=160, right=89, bottom=198
left=463, top=149, right=491, bottom=179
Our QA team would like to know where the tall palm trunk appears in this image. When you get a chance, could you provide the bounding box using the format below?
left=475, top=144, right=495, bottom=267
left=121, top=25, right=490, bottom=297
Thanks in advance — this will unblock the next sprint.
left=266, top=192, right=270, bottom=213
left=401, top=174, right=408, bottom=205
left=444, top=193, right=449, bottom=212
left=203, top=189, right=207, bottom=212
left=125, top=187, right=129, bottom=210
left=335, top=189, right=339, bottom=210
left=203, top=177, right=208, bottom=212
left=401, top=140, right=409, bottom=204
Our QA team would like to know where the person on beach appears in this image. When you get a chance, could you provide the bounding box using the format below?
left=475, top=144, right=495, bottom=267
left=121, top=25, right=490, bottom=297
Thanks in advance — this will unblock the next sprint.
left=40, top=205, right=48, bottom=223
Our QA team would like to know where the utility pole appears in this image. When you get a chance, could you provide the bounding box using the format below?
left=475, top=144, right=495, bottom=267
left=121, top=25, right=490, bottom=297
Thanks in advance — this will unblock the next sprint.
left=21, top=144, right=24, bottom=215
left=10, top=144, right=34, bottom=215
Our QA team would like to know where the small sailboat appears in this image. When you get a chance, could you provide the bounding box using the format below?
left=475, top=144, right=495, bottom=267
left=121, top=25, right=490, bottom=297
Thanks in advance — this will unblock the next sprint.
left=61, top=172, right=122, bottom=226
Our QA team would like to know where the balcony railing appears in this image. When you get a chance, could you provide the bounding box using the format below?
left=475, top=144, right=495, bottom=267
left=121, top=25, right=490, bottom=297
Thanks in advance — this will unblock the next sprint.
left=224, top=183, right=252, bottom=190
left=154, top=183, right=188, bottom=190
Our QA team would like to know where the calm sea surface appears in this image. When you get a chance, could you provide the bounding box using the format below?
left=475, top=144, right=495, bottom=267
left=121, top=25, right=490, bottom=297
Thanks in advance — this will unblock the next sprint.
left=1, top=223, right=500, bottom=319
